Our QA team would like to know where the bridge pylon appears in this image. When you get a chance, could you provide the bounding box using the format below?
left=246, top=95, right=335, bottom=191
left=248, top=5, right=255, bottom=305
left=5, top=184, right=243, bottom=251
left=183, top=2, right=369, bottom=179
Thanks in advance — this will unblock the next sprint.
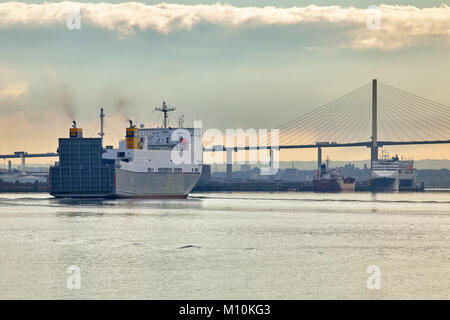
left=371, top=78, right=378, bottom=168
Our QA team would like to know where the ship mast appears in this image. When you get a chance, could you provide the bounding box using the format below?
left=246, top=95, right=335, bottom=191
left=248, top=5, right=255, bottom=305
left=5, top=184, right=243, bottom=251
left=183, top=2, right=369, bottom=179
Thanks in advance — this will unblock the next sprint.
left=178, top=113, right=184, bottom=128
left=155, top=101, right=175, bottom=128
left=99, top=107, right=105, bottom=147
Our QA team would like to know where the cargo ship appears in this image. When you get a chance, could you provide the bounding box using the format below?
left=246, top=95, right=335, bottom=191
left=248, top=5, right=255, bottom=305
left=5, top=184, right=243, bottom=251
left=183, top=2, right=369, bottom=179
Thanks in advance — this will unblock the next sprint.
left=370, top=153, right=423, bottom=192
left=313, top=162, right=356, bottom=192
left=49, top=103, right=202, bottom=198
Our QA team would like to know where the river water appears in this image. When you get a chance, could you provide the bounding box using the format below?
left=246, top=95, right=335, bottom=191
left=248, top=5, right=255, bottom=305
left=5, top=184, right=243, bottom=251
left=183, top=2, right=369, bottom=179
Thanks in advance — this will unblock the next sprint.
left=0, top=191, right=448, bottom=299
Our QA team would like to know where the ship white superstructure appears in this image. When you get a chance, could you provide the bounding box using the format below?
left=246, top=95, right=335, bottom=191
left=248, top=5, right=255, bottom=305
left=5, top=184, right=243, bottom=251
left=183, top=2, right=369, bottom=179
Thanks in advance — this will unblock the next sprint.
left=371, top=153, right=418, bottom=192
left=102, top=103, right=203, bottom=198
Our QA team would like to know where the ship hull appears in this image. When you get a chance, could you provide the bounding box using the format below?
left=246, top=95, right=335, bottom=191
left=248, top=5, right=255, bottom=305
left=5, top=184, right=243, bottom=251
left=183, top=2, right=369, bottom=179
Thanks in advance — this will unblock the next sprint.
left=115, top=169, right=201, bottom=198
left=50, top=193, right=116, bottom=199
left=115, top=194, right=188, bottom=199
left=342, top=178, right=356, bottom=192
left=370, top=177, right=398, bottom=192
left=314, top=179, right=342, bottom=192
left=51, top=171, right=201, bottom=199
left=314, top=178, right=356, bottom=193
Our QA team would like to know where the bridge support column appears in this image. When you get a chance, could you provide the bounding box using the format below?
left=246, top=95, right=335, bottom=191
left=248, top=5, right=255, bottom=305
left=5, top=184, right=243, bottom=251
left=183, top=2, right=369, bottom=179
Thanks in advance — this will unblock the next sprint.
left=371, top=146, right=378, bottom=167
left=317, top=147, right=322, bottom=169
left=226, top=148, right=232, bottom=180
left=371, top=78, right=378, bottom=168
left=8, top=160, right=11, bottom=172
left=21, top=154, right=25, bottom=174
left=269, top=147, right=275, bottom=180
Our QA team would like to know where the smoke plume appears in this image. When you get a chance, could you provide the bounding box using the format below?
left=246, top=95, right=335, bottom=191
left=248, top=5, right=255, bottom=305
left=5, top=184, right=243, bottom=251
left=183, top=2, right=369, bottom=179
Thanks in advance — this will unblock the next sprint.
left=60, top=85, right=76, bottom=121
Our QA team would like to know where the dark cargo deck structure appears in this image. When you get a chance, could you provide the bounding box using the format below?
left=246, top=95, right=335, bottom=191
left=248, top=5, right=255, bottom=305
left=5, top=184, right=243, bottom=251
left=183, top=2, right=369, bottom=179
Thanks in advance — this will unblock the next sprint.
left=49, top=137, right=115, bottom=198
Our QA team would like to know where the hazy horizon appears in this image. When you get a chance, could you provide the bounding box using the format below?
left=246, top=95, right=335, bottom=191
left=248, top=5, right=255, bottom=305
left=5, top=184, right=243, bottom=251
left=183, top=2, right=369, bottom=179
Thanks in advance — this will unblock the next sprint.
left=6, top=158, right=450, bottom=171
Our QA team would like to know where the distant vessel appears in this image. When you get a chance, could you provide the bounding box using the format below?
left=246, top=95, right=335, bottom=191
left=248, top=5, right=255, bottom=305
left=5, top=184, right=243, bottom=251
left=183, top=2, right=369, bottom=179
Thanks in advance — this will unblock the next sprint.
left=370, top=152, right=423, bottom=192
left=313, top=162, right=356, bottom=192
left=49, top=103, right=202, bottom=198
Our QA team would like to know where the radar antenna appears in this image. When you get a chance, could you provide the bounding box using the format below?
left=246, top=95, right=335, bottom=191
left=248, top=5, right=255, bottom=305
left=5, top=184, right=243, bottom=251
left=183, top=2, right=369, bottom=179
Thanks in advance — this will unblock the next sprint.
left=155, top=101, right=175, bottom=128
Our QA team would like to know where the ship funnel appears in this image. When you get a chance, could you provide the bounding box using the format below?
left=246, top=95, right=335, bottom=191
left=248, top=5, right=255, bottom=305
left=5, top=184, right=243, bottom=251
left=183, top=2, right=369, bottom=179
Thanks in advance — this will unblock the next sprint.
left=69, top=121, right=83, bottom=138
left=125, top=121, right=139, bottom=149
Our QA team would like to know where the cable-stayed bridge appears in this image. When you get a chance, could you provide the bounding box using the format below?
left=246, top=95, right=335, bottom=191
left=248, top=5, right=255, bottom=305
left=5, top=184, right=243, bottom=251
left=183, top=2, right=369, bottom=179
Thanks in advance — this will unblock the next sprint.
left=2, top=79, right=450, bottom=173
left=204, top=79, right=450, bottom=177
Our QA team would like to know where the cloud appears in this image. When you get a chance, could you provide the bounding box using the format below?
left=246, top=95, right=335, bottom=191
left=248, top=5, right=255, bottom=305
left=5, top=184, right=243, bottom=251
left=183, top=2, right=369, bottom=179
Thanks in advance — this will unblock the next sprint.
left=0, top=81, right=28, bottom=100
left=0, top=2, right=449, bottom=50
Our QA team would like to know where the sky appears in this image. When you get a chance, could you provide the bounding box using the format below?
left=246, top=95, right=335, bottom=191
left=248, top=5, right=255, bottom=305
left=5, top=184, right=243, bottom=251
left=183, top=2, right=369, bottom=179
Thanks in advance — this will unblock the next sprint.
left=1, top=1, right=450, bottom=165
